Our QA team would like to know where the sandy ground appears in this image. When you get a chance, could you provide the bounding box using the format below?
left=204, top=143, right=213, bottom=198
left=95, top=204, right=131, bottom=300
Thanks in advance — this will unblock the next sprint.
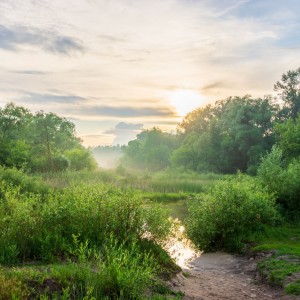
left=164, top=225, right=299, bottom=300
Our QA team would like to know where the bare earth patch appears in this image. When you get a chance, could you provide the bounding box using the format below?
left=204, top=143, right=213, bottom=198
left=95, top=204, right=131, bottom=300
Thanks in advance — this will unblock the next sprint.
left=164, top=225, right=298, bottom=300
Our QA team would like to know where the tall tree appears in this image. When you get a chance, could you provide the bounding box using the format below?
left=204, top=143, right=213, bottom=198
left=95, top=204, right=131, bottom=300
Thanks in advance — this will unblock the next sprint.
left=274, top=67, right=300, bottom=120
left=30, top=111, right=80, bottom=171
left=0, top=103, right=96, bottom=172
left=275, top=115, right=300, bottom=160
left=123, top=128, right=178, bottom=171
left=172, top=96, right=276, bottom=174
left=0, top=103, right=32, bottom=167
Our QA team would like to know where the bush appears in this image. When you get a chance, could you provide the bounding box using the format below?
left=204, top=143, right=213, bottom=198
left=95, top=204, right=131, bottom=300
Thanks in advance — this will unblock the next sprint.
left=52, top=155, right=70, bottom=172
left=186, top=175, right=279, bottom=252
left=0, top=182, right=171, bottom=263
left=65, top=148, right=97, bottom=171
left=258, top=147, right=300, bottom=212
left=0, top=166, right=49, bottom=196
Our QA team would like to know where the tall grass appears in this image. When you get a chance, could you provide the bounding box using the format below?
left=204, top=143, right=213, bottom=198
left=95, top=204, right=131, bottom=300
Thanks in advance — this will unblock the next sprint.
left=41, top=168, right=224, bottom=193
left=0, top=167, right=179, bottom=299
left=0, top=179, right=170, bottom=263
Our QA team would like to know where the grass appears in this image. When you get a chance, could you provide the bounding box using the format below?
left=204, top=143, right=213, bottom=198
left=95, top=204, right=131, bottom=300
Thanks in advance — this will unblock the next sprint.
left=254, top=224, right=300, bottom=295
left=0, top=238, right=181, bottom=299
left=40, top=168, right=223, bottom=194
left=0, top=166, right=181, bottom=299
left=253, top=225, right=300, bottom=256
left=139, top=192, right=193, bottom=221
left=0, top=261, right=182, bottom=299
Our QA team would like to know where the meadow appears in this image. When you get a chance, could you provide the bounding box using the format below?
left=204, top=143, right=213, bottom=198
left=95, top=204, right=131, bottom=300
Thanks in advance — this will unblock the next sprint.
left=1, top=164, right=299, bottom=298
left=1, top=76, right=300, bottom=299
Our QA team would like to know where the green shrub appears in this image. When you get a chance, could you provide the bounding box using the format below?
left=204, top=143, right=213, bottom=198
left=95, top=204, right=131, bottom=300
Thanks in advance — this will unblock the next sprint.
left=186, top=175, right=279, bottom=252
left=258, top=147, right=300, bottom=212
left=65, top=148, right=97, bottom=171
left=52, top=155, right=70, bottom=172
left=0, top=182, right=171, bottom=263
left=0, top=166, right=49, bottom=196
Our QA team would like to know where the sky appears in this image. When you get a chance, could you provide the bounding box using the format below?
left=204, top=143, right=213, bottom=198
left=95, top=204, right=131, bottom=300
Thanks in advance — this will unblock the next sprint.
left=0, top=0, right=300, bottom=146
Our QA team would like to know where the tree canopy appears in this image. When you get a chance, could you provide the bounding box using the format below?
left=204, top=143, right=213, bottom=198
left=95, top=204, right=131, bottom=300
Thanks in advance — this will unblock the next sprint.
left=0, top=103, right=96, bottom=172
left=122, top=67, right=300, bottom=175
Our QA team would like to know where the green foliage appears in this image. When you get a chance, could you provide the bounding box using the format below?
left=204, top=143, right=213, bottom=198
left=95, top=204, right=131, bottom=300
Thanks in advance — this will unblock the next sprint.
left=96, top=238, right=156, bottom=299
left=0, top=182, right=171, bottom=263
left=258, top=147, right=300, bottom=212
left=122, top=128, right=179, bottom=171
left=0, top=102, right=96, bottom=172
left=186, top=176, right=279, bottom=252
left=274, top=67, right=300, bottom=120
left=0, top=237, right=171, bottom=299
left=257, top=146, right=284, bottom=192
left=252, top=225, right=300, bottom=256
left=258, top=257, right=300, bottom=286
left=172, top=96, right=276, bottom=174
left=275, top=114, right=300, bottom=160
left=65, top=148, right=97, bottom=171
left=285, top=280, right=300, bottom=295
left=0, top=271, right=28, bottom=299
left=0, top=165, right=50, bottom=196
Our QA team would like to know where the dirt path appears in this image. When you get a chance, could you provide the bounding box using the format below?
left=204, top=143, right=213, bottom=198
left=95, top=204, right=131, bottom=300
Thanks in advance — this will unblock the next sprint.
left=165, top=225, right=298, bottom=300
left=170, top=252, right=298, bottom=300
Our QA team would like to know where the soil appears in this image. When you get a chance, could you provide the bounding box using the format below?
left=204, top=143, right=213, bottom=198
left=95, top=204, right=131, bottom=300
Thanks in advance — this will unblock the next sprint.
left=164, top=226, right=299, bottom=300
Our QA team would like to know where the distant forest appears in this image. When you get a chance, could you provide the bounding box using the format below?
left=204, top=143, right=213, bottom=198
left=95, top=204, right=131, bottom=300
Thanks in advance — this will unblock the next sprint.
left=1, top=67, right=300, bottom=175
left=120, top=67, right=300, bottom=174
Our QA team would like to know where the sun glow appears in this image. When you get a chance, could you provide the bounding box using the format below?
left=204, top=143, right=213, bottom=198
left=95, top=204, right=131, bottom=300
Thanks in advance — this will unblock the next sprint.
left=167, top=89, right=205, bottom=117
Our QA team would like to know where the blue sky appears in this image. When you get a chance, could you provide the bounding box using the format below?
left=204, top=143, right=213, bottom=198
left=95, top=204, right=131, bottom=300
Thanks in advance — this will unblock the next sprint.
left=0, top=0, right=299, bottom=146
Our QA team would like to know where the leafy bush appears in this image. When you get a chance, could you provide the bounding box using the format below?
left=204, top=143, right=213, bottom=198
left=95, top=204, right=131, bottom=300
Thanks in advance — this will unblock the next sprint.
left=186, top=176, right=279, bottom=252
left=0, top=182, right=171, bottom=263
left=52, top=154, right=70, bottom=172
left=0, top=166, right=49, bottom=196
left=65, top=148, right=97, bottom=171
left=258, top=146, right=300, bottom=212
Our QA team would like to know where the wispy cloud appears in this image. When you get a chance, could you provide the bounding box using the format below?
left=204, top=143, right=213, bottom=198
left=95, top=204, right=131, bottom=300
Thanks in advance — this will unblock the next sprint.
left=71, top=105, right=175, bottom=118
left=115, top=122, right=143, bottom=130
left=21, top=92, right=85, bottom=104
left=0, top=25, right=85, bottom=55
left=11, top=70, right=48, bottom=75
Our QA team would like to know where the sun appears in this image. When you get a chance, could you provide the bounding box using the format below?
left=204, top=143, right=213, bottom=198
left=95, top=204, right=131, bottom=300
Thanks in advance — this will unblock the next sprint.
left=167, top=89, right=205, bottom=117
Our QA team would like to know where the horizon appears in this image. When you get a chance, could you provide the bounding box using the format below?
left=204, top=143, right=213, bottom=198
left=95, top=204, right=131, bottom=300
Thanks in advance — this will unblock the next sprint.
left=1, top=0, right=300, bottom=146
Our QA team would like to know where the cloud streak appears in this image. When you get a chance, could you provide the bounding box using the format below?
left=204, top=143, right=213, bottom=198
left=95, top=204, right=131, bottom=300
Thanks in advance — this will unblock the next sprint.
left=0, top=25, right=85, bottom=55
left=21, top=92, right=85, bottom=104
left=70, top=105, right=175, bottom=118
left=11, top=70, right=48, bottom=75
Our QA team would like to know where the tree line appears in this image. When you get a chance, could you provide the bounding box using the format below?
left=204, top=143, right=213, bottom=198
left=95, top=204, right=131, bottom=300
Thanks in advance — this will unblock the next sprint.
left=0, top=104, right=96, bottom=172
left=122, top=67, right=300, bottom=174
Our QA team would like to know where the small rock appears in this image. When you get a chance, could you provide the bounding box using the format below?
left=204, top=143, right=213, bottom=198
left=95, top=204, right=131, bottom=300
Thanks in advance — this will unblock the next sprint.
left=250, top=294, right=257, bottom=298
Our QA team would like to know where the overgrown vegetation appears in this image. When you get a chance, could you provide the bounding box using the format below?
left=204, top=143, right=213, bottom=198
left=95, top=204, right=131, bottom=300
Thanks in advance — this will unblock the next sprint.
left=0, top=167, right=179, bottom=299
left=1, top=67, right=300, bottom=298
left=186, top=175, right=280, bottom=252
